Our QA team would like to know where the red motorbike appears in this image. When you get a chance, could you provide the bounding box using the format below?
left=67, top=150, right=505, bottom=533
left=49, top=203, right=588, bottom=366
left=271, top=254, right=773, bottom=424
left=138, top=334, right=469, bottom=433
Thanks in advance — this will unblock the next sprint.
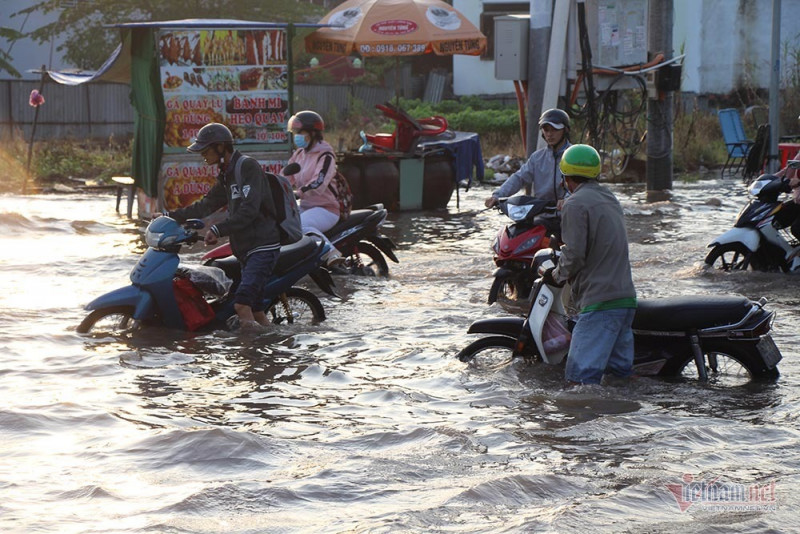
left=488, top=195, right=559, bottom=305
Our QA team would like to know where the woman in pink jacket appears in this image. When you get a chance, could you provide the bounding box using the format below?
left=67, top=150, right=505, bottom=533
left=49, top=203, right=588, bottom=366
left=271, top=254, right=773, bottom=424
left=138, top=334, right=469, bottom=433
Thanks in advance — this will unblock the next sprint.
left=284, top=110, right=343, bottom=265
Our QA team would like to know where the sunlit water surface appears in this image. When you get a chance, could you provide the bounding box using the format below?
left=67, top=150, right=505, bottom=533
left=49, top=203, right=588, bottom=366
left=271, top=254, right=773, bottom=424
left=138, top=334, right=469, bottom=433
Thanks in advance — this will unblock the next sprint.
left=1, top=179, right=799, bottom=533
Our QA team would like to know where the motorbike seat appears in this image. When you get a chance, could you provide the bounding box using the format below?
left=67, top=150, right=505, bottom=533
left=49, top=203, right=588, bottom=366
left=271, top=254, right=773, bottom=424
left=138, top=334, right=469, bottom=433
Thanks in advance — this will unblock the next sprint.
left=205, top=236, right=321, bottom=282
left=274, top=235, right=320, bottom=276
left=326, top=209, right=377, bottom=236
left=632, top=295, right=753, bottom=332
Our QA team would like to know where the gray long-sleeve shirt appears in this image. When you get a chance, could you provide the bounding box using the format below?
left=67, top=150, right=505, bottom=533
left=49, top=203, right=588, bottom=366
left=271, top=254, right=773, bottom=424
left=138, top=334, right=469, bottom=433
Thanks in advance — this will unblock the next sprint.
left=552, top=180, right=636, bottom=311
left=492, top=141, right=571, bottom=203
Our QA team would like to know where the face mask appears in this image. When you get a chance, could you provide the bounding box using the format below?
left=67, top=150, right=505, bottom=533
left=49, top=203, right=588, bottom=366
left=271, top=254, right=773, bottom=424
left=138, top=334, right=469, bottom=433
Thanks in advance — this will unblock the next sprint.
left=294, top=134, right=308, bottom=148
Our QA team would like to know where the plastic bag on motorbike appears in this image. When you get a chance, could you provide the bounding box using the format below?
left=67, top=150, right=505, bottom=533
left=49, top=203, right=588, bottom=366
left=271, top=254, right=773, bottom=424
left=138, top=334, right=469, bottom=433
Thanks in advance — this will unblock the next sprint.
left=176, top=265, right=232, bottom=297
left=542, top=313, right=571, bottom=356
left=172, top=277, right=215, bottom=331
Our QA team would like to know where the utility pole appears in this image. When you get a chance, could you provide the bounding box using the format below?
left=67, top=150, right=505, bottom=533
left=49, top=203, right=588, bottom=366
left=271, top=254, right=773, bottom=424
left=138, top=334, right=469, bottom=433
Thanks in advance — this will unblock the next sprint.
left=767, top=0, right=781, bottom=173
left=527, top=1, right=552, bottom=158
left=646, top=0, right=673, bottom=202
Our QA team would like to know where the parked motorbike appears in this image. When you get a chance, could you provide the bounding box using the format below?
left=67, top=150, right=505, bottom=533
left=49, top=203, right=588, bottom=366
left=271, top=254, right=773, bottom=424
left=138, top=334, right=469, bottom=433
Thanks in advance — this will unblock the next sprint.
left=488, top=195, right=559, bottom=304
left=458, top=247, right=782, bottom=384
left=77, top=217, right=337, bottom=335
left=705, top=171, right=800, bottom=272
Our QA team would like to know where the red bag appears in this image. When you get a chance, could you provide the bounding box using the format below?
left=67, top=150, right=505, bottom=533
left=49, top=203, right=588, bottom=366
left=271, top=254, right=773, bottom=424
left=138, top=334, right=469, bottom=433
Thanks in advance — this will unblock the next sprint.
left=173, top=277, right=215, bottom=331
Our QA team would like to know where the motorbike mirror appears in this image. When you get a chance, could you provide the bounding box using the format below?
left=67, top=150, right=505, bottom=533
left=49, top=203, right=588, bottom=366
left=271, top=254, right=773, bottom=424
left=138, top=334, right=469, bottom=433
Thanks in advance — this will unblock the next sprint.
left=283, top=162, right=301, bottom=176
left=184, top=219, right=205, bottom=230
left=788, top=159, right=800, bottom=169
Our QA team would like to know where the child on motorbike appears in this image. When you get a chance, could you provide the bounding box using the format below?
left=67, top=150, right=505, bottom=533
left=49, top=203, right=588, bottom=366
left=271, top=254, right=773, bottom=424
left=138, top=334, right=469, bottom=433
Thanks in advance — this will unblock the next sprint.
left=283, top=110, right=345, bottom=267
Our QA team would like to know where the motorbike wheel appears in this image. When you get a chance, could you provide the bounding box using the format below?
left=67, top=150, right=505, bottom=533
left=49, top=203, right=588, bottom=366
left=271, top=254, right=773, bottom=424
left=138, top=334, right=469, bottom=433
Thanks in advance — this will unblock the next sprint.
left=704, top=243, right=752, bottom=271
left=341, top=242, right=389, bottom=277
left=659, top=338, right=779, bottom=385
left=488, top=276, right=523, bottom=304
left=456, top=336, right=517, bottom=368
left=266, top=287, right=326, bottom=325
left=77, top=306, right=136, bottom=335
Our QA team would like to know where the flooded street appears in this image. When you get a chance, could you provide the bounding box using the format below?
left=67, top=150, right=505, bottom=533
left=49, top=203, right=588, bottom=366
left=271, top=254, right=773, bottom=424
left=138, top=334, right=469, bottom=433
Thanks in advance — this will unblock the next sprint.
left=1, top=178, right=799, bottom=533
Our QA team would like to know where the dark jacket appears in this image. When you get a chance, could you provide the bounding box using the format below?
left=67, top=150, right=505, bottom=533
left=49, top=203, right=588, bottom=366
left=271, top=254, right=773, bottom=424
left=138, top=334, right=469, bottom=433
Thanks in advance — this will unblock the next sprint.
left=169, top=150, right=280, bottom=260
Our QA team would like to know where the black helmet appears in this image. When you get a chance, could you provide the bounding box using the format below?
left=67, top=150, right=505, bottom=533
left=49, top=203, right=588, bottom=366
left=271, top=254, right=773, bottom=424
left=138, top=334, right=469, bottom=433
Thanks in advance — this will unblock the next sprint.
left=287, top=110, right=325, bottom=134
left=187, top=123, right=233, bottom=153
left=538, top=108, right=570, bottom=131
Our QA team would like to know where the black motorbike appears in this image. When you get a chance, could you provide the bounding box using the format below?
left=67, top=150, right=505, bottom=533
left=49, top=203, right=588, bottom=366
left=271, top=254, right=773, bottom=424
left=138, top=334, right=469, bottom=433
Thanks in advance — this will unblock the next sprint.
left=282, top=162, right=398, bottom=276
left=705, top=172, right=800, bottom=272
left=458, top=248, right=783, bottom=384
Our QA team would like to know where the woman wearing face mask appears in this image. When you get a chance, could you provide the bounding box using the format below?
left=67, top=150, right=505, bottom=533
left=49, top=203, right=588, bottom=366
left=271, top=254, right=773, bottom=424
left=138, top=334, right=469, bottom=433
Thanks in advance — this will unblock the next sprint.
left=283, top=110, right=343, bottom=266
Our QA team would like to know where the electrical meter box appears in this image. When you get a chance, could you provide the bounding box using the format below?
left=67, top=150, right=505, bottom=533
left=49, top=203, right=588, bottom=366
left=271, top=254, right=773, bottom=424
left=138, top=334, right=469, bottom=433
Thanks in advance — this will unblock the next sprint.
left=494, top=14, right=529, bottom=80
left=584, top=0, right=649, bottom=67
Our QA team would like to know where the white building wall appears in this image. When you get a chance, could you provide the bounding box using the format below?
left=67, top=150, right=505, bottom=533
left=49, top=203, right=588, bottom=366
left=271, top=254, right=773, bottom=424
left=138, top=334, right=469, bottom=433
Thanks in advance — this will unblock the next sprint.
left=456, top=0, right=800, bottom=97
left=453, top=0, right=525, bottom=96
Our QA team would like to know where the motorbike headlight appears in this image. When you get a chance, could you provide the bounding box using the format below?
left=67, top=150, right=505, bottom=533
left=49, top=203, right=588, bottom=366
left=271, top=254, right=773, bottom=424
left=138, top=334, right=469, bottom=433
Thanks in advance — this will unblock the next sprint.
left=491, top=236, right=500, bottom=254
left=513, top=235, right=542, bottom=256
left=145, top=229, right=164, bottom=248
left=508, top=204, right=532, bottom=221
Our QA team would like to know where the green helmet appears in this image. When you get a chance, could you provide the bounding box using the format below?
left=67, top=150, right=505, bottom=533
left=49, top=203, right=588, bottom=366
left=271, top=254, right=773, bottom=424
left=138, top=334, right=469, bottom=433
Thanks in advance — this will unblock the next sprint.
left=560, top=144, right=601, bottom=179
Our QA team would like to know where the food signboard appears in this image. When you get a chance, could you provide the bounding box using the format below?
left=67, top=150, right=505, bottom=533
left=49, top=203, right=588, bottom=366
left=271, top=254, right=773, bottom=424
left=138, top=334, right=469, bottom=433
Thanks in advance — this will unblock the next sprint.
left=160, top=158, right=287, bottom=212
left=156, top=26, right=291, bottom=211
left=158, top=28, right=290, bottom=151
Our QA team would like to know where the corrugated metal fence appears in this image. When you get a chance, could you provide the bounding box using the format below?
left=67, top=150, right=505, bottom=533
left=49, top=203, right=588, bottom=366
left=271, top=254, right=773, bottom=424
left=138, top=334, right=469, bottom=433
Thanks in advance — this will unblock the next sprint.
left=0, top=80, right=396, bottom=141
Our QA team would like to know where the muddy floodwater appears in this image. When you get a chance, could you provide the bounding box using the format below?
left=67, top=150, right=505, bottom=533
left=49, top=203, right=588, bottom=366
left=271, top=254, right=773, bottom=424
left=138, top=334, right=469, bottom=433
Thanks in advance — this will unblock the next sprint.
left=1, top=178, right=799, bottom=533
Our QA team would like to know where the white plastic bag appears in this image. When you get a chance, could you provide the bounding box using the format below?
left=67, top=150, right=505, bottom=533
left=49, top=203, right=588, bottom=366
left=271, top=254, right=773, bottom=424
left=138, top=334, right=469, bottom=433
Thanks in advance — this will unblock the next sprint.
left=542, top=313, right=571, bottom=355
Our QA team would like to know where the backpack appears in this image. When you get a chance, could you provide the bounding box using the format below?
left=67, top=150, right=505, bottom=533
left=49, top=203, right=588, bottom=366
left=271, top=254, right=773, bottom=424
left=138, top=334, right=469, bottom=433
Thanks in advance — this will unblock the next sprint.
left=318, top=151, right=353, bottom=220
left=234, top=155, right=302, bottom=245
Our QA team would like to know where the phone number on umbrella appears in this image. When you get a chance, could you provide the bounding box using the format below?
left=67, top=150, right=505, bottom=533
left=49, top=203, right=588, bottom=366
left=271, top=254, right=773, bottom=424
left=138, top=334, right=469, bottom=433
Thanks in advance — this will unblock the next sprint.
left=359, top=43, right=427, bottom=54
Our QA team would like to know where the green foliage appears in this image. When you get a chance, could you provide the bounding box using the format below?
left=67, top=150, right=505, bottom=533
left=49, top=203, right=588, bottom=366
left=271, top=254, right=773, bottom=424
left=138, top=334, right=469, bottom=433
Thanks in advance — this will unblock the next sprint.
left=392, top=97, right=520, bottom=137
left=12, top=0, right=327, bottom=71
left=673, top=109, right=727, bottom=172
left=32, top=137, right=133, bottom=183
left=0, top=27, right=23, bottom=77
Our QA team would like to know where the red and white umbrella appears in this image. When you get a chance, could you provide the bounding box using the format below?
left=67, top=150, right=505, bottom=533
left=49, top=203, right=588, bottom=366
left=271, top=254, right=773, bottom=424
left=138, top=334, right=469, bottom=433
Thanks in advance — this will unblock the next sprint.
left=305, top=0, right=486, bottom=57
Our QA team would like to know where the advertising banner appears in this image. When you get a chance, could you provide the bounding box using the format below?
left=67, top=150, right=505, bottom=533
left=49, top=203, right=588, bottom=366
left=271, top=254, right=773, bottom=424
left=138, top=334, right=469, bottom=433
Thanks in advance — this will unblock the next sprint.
left=158, top=28, right=290, bottom=150
left=156, top=26, right=290, bottom=210
left=160, top=158, right=287, bottom=212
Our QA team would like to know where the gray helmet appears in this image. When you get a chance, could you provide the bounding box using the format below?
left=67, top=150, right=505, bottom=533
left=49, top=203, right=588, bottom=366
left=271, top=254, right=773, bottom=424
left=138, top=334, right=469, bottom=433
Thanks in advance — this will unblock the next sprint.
left=538, top=108, right=570, bottom=131
left=187, top=122, right=233, bottom=152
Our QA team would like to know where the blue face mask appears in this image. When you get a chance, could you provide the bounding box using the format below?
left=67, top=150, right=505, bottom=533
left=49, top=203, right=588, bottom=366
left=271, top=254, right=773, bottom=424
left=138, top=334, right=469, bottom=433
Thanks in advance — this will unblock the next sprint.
left=294, top=134, right=308, bottom=148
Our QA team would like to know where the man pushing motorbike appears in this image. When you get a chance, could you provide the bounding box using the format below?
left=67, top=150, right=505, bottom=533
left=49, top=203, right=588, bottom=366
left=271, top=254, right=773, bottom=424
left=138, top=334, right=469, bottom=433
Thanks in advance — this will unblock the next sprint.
left=541, top=144, right=637, bottom=385
left=156, top=122, right=280, bottom=331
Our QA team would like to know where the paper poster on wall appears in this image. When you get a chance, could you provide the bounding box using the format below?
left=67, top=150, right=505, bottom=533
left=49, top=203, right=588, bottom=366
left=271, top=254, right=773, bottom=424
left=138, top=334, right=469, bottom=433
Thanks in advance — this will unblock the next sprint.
left=160, top=158, right=288, bottom=211
left=158, top=28, right=290, bottom=152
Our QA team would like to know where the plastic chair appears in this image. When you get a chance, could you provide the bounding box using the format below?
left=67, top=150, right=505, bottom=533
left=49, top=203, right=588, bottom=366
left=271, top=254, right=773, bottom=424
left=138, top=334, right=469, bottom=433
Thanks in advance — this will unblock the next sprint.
left=718, top=108, right=753, bottom=177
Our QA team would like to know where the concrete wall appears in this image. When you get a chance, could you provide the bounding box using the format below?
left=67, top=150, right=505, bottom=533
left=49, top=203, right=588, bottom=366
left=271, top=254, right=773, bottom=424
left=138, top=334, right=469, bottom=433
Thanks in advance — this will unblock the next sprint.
left=675, top=0, right=800, bottom=94
left=455, top=0, right=800, bottom=97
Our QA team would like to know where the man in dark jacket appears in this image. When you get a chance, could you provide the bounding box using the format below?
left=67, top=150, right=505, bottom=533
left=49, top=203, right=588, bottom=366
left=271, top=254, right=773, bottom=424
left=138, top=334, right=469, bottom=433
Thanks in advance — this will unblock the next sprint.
left=164, top=122, right=280, bottom=330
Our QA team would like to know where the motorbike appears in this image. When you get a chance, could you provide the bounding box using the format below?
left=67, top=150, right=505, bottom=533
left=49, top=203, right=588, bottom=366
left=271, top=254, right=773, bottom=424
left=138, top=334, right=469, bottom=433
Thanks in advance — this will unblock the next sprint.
left=203, top=164, right=398, bottom=277
left=77, top=217, right=337, bottom=335
left=488, top=195, right=559, bottom=304
left=458, top=247, right=783, bottom=383
left=705, top=171, right=800, bottom=272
